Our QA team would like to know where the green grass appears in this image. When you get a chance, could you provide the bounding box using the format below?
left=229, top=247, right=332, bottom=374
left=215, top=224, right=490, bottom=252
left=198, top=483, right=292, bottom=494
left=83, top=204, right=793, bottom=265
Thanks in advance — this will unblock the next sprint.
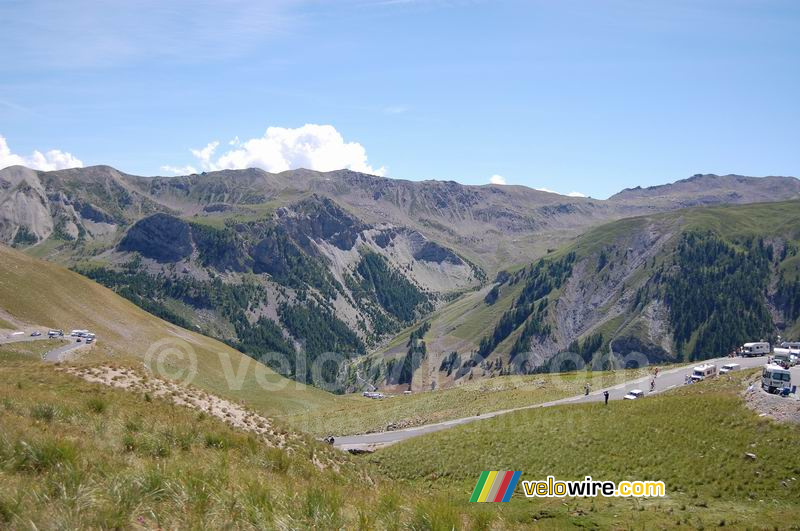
left=0, top=244, right=338, bottom=417
left=370, top=371, right=800, bottom=528
left=0, top=357, right=510, bottom=529
left=285, top=367, right=654, bottom=436
left=0, top=340, right=64, bottom=360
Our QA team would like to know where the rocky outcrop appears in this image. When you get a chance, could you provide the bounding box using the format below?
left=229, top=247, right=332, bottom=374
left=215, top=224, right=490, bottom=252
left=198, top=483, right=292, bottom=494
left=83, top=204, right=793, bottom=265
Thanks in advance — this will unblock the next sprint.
left=278, top=196, right=366, bottom=253
left=412, top=240, right=463, bottom=265
left=118, top=213, right=193, bottom=262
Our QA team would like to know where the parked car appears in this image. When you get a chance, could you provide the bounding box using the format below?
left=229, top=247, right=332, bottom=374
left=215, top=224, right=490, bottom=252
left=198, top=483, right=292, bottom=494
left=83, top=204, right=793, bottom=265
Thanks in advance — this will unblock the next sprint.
left=773, top=352, right=792, bottom=369
left=720, top=363, right=741, bottom=374
left=623, top=389, right=644, bottom=400
left=30, top=331, right=42, bottom=337
left=48, top=329, right=64, bottom=338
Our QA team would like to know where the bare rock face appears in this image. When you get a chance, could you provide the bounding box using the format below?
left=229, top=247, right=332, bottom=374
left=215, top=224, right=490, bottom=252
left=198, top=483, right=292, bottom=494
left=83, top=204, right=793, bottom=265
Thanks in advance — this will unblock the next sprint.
left=412, top=240, right=463, bottom=265
left=118, top=213, right=193, bottom=262
left=277, top=195, right=366, bottom=253
left=0, top=166, right=54, bottom=243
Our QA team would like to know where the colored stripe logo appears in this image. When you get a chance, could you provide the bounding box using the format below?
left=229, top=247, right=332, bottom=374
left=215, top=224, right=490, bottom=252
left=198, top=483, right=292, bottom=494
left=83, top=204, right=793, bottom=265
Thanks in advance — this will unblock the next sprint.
left=470, top=471, right=521, bottom=502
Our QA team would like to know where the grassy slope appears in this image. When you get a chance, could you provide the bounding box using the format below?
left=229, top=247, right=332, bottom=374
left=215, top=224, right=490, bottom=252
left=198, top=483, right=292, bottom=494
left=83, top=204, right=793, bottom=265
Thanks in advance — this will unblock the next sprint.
left=0, top=340, right=64, bottom=359
left=286, top=367, right=655, bottom=437
left=0, top=244, right=335, bottom=416
left=388, top=200, right=800, bottom=371
left=0, top=354, right=394, bottom=529
left=372, top=372, right=800, bottom=528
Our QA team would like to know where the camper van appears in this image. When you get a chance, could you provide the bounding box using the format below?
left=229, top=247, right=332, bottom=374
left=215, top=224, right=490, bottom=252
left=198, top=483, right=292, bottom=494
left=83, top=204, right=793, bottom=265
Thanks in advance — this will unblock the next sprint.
left=761, top=364, right=791, bottom=394
left=690, top=364, right=717, bottom=382
left=741, top=342, right=770, bottom=357
left=70, top=329, right=89, bottom=337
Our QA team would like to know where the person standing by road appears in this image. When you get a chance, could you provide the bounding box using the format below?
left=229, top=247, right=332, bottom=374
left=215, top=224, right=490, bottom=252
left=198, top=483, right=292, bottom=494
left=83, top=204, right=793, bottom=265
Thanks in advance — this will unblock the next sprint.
left=584, top=383, right=590, bottom=396
left=603, top=390, right=609, bottom=405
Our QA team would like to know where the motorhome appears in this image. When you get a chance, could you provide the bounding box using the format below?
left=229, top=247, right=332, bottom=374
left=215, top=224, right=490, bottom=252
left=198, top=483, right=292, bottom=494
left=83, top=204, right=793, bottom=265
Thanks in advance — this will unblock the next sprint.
left=741, top=342, right=770, bottom=357
left=761, top=364, right=791, bottom=394
left=690, top=364, right=717, bottom=382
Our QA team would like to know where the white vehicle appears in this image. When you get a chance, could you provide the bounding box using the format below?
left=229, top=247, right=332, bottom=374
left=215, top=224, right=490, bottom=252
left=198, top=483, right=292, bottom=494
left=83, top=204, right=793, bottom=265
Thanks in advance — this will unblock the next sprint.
left=623, top=389, right=644, bottom=400
left=85, top=337, right=94, bottom=344
left=362, top=392, right=385, bottom=399
left=70, top=329, right=89, bottom=337
left=690, top=364, right=718, bottom=382
left=47, top=329, right=64, bottom=338
left=773, top=351, right=793, bottom=368
left=780, top=341, right=800, bottom=349
left=761, top=364, right=791, bottom=394
left=742, top=342, right=770, bottom=357
left=773, top=347, right=800, bottom=366
left=719, top=363, right=741, bottom=374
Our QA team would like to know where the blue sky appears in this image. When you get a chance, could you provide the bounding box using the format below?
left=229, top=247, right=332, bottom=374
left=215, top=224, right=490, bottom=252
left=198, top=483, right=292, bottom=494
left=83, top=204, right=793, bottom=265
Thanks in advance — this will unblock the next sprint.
left=1, top=0, right=798, bottom=198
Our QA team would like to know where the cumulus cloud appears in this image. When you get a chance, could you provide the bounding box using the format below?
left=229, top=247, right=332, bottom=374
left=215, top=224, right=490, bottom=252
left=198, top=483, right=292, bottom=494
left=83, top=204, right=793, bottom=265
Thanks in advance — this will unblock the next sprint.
left=535, top=186, right=587, bottom=198
left=180, top=125, right=386, bottom=176
left=489, top=174, right=507, bottom=185
left=0, top=135, right=83, bottom=171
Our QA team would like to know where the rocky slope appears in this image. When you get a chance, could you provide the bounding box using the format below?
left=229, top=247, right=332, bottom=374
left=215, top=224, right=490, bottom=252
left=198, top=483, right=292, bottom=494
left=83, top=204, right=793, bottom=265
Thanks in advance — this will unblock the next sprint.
left=2, top=164, right=800, bottom=389
left=375, top=200, right=800, bottom=392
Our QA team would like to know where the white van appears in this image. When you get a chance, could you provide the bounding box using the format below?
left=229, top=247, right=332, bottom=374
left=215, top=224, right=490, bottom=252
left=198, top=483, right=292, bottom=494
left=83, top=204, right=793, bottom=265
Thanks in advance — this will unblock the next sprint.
left=70, top=329, right=89, bottom=337
left=690, top=364, right=717, bottom=382
left=742, top=342, right=770, bottom=357
left=719, top=363, right=741, bottom=374
left=761, top=364, right=791, bottom=394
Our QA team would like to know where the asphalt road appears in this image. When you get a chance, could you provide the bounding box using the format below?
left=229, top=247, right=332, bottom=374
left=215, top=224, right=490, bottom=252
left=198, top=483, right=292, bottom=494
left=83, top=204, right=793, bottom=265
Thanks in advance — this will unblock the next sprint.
left=334, top=355, right=770, bottom=450
left=0, top=334, right=88, bottom=362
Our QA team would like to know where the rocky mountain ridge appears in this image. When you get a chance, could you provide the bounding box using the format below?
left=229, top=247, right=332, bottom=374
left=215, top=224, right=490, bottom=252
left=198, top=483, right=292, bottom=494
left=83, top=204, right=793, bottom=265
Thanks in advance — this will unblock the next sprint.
left=3, top=163, right=800, bottom=388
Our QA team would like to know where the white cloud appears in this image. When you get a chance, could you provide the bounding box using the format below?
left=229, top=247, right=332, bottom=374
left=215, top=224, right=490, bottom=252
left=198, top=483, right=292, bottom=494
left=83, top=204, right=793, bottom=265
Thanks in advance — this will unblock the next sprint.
left=160, top=164, right=198, bottom=175
left=0, top=135, right=83, bottom=171
left=183, top=124, right=386, bottom=176
left=535, top=186, right=587, bottom=198
left=489, top=174, right=507, bottom=185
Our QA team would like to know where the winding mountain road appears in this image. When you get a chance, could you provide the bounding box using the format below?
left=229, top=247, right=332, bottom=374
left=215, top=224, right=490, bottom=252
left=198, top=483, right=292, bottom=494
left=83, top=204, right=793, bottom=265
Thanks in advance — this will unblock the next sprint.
left=334, top=355, right=770, bottom=451
left=0, top=334, right=88, bottom=362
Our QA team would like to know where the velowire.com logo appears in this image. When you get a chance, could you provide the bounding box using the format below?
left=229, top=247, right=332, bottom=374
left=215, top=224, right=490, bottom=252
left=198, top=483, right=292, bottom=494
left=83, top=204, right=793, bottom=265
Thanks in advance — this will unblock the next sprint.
left=469, top=471, right=522, bottom=503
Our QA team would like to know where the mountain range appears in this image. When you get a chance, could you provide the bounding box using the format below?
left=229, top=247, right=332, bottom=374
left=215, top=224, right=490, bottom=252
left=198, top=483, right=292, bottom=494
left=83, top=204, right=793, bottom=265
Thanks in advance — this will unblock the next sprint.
left=2, top=164, right=799, bottom=390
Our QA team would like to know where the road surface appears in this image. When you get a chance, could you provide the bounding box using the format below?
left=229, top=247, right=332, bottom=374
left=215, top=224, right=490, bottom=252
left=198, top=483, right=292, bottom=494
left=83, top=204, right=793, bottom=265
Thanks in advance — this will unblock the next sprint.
left=0, top=334, right=89, bottom=362
left=334, top=355, right=770, bottom=451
